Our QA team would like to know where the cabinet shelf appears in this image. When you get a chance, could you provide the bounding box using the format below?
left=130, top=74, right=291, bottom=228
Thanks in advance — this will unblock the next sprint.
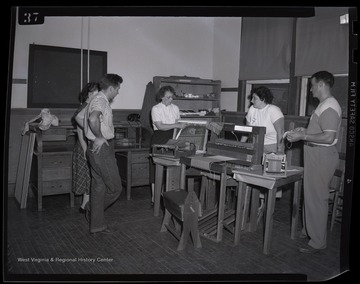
left=153, top=76, right=221, bottom=121
left=158, top=79, right=220, bottom=86
left=180, top=115, right=219, bottom=119
left=174, top=97, right=219, bottom=101
left=114, top=122, right=143, bottom=148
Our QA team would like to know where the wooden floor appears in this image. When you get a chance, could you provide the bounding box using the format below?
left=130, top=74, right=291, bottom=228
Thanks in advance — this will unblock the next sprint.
left=5, top=185, right=347, bottom=282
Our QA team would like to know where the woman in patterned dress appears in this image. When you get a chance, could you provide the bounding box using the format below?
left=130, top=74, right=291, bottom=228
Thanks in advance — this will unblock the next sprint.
left=72, top=82, right=100, bottom=213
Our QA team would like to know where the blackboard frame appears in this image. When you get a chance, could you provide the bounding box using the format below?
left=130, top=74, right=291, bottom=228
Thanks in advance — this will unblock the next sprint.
left=27, top=44, right=107, bottom=108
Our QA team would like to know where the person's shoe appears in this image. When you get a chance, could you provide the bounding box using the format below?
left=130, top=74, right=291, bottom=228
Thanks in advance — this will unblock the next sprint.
left=79, top=207, right=86, bottom=214
left=298, top=245, right=325, bottom=254
left=84, top=202, right=90, bottom=223
left=85, top=208, right=91, bottom=224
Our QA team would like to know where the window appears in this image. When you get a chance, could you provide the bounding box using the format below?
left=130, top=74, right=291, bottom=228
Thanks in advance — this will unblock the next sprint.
left=299, top=75, right=348, bottom=118
left=244, top=79, right=290, bottom=114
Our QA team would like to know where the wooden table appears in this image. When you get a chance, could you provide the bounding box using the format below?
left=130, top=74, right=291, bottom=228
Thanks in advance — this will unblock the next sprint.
left=15, top=125, right=75, bottom=211
left=151, top=154, right=208, bottom=217
left=115, top=147, right=150, bottom=200
left=150, top=156, right=183, bottom=217
left=232, top=166, right=304, bottom=255
left=179, top=155, right=236, bottom=243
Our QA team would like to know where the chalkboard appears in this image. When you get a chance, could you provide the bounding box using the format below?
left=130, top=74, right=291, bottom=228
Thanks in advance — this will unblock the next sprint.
left=28, top=44, right=107, bottom=108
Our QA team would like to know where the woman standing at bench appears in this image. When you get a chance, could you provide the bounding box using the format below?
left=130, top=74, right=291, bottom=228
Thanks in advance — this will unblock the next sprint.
left=72, top=82, right=99, bottom=213
left=149, top=85, right=185, bottom=206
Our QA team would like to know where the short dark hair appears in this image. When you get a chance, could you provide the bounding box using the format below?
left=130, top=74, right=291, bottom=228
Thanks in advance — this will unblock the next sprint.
left=250, top=86, right=274, bottom=104
left=99, top=73, right=123, bottom=90
left=156, top=85, right=176, bottom=102
left=311, top=71, right=335, bottom=87
left=78, top=82, right=99, bottom=103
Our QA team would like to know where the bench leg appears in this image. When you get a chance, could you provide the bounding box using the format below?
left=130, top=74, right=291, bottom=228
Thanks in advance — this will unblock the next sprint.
left=177, top=222, right=189, bottom=251
left=160, top=209, right=172, bottom=232
left=190, top=214, right=202, bottom=249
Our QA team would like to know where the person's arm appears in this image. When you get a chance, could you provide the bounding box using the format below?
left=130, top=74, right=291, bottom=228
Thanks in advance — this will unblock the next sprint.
left=76, top=126, right=87, bottom=158
left=153, top=121, right=184, bottom=131
left=287, top=129, right=336, bottom=144
left=240, top=136, right=248, bottom=143
left=88, top=110, right=109, bottom=153
left=287, top=108, right=339, bottom=144
left=240, top=114, right=251, bottom=142
left=273, top=117, right=285, bottom=153
left=75, top=108, right=86, bottom=128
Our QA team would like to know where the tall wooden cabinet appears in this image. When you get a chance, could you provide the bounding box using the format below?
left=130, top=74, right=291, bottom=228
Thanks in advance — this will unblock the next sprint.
left=153, top=76, right=222, bottom=121
left=30, top=126, right=75, bottom=211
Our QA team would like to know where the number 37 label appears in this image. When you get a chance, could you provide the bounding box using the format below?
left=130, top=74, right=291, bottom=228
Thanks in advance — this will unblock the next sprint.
left=18, top=8, right=44, bottom=25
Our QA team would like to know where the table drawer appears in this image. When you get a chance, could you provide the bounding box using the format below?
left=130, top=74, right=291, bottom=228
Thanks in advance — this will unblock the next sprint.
left=42, top=154, right=72, bottom=168
left=132, top=152, right=150, bottom=164
left=132, top=163, right=149, bottom=175
left=132, top=178, right=150, bottom=187
left=42, top=180, right=72, bottom=195
left=42, top=128, right=67, bottom=141
left=42, top=167, right=72, bottom=181
left=132, top=163, right=149, bottom=184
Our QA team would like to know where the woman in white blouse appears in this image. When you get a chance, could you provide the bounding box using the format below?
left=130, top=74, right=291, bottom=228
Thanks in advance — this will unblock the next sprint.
left=149, top=85, right=185, bottom=205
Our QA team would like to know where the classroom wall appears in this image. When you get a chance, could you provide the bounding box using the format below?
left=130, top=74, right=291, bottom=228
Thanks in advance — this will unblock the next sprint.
left=11, top=14, right=241, bottom=111
left=8, top=14, right=241, bottom=194
left=213, top=17, right=241, bottom=111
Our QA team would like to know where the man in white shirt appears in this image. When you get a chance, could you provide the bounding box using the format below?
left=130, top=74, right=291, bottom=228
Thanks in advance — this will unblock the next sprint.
left=84, top=73, right=123, bottom=234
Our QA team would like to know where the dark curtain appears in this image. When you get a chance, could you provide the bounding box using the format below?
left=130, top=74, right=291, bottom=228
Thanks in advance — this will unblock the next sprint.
left=239, top=8, right=349, bottom=79
left=140, top=81, right=157, bottom=135
left=295, top=7, right=349, bottom=76
left=239, top=17, right=293, bottom=80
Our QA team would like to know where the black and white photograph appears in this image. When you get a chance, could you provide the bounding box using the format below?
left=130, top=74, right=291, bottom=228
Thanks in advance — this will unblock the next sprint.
left=3, top=6, right=357, bottom=282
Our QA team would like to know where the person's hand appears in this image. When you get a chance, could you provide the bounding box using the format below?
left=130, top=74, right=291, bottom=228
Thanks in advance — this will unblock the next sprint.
left=294, top=127, right=306, bottom=132
left=176, top=122, right=186, bottom=129
left=286, top=129, right=306, bottom=142
left=91, top=137, right=109, bottom=154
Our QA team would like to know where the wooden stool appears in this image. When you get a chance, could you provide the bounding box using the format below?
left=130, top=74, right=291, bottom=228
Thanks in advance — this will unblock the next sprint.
left=160, top=179, right=202, bottom=251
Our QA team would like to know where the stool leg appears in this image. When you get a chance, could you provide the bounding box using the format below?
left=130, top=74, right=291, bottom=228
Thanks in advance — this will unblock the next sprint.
left=200, top=176, right=206, bottom=209
left=190, top=207, right=202, bottom=248
left=160, top=209, right=172, bottom=232
left=241, top=186, right=251, bottom=230
left=234, top=182, right=247, bottom=245
left=177, top=215, right=189, bottom=250
left=249, top=187, right=259, bottom=232
left=173, top=217, right=181, bottom=232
